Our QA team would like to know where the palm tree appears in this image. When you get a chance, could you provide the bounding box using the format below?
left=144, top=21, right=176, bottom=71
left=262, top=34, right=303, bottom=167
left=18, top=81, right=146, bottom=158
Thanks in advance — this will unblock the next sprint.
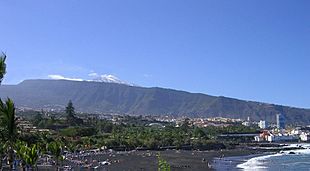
left=157, top=153, right=171, bottom=171
left=15, top=141, right=27, bottom=171
left=0, top=53, right=18, bottom=170
left=0, top=99, right=18, bottom=140
left=66, top=143, right=76, bottom=154
left=48, top=141, right=63, bottom=170
left=0, top=52, right=6, bottom=84
left=0, top=52, right=7, bottom=170
left=24, top=144, right=39, bottom=171
left=0, top=98, right=18, bottom=169
left=15, top=141, right=40, bottom=171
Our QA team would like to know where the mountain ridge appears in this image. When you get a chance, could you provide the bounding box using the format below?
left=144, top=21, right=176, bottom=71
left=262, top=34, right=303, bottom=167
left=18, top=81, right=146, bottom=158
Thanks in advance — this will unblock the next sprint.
left=47, top=74, right=135, bottom=86
left=0, top=79, right=310, bottom=125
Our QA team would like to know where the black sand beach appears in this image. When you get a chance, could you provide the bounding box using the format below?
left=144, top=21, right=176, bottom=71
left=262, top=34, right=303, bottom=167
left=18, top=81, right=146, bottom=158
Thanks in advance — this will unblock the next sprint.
left=64, top=149, right=256, bottom=171
left=212, top=153, right=265, bottom=171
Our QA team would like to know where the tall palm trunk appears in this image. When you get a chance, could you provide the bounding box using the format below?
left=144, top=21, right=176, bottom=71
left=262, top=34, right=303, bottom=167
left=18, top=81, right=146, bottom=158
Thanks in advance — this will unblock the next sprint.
left=56, top=159, right=58, bottom=171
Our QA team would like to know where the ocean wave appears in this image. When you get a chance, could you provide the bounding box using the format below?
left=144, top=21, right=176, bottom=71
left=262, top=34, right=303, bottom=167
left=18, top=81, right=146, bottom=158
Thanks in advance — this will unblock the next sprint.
left=284, top=143, right=310, bottom=149
left=237, top=153, right=282, bottom=170
left=237, top=145, right=310, bottom=171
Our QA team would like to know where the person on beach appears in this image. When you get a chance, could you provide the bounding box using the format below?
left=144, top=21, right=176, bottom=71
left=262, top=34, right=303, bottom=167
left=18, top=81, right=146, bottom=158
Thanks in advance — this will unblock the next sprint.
left=207, top=162, right=212, bottom=168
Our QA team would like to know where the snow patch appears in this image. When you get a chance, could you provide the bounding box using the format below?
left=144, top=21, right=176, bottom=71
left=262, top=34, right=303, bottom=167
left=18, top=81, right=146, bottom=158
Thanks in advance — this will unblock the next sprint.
left=48, top=74, right=134, bottom=86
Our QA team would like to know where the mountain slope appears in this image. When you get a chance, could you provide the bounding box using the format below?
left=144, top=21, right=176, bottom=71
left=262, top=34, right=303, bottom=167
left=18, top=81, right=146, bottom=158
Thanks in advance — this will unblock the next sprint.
left=0, top=79, right=309, bottom=125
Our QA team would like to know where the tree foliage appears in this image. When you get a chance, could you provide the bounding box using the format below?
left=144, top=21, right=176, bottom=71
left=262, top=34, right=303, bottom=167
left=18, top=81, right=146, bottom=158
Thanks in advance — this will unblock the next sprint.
left=158, top=153, right=170, bottom=171
left=0, top=53, right=19, bottom=169
left=48, top=141, right=63, bottom=168
left=66, top=100, right=83, bottom=126
left=0, top=52, right=6, bottom=84
left=66, top=100, right=75, bottom=118
left=16, top=141, right=40, bottom=169
left=0, top=98, right=18, bottom=142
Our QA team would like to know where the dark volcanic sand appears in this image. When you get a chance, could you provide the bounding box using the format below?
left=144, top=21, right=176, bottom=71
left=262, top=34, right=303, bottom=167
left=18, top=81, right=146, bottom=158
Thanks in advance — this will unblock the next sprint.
left=68, top=149, right=255, bottom=171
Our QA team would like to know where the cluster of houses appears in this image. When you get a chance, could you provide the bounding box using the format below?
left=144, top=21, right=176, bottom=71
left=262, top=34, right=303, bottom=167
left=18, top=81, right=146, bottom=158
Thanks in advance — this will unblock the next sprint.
left=254, top=129, right=310, bottom=142
left=251, top=113, right=310, bottom=142
left=184, top=117, right=243, bottom=128
left=18, top=120, right=50, bottom=133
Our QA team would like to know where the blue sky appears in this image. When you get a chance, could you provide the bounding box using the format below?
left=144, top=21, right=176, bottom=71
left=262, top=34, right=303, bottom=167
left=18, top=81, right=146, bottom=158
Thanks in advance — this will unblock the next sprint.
left=0, top=0, right=309, bottom=108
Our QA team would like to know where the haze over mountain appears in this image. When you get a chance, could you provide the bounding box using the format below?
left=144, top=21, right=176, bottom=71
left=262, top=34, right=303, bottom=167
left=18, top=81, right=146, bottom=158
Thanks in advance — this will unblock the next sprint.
left=0, top=79, right=310, bottom=125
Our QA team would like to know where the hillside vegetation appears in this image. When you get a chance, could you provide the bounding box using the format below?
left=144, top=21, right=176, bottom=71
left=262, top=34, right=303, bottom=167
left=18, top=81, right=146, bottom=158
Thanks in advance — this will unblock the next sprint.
left=1, top=79, right=310, bottom=125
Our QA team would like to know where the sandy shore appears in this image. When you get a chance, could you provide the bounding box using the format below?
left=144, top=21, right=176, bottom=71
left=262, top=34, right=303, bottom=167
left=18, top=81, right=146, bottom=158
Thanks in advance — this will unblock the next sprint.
left=22, top=149, right=259, bottom=171
left=63, top=149, right=256, bottom=171
left=212, top=153, right=267, bottom=171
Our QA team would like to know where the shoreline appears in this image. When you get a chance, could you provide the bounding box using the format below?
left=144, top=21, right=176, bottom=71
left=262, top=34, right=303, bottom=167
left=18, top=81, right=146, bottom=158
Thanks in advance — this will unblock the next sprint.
left=212, top=143, right=310, bottom=171
left=212, top=152, right=269, bottom=171
left=36, top=143, right=308, bottom=171
left=62, top=148, right=259, bottom=171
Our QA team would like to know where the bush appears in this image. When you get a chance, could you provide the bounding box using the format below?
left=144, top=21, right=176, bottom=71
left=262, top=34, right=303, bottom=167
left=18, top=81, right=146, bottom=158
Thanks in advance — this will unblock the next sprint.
left=60, top=127, right=97, bottom=137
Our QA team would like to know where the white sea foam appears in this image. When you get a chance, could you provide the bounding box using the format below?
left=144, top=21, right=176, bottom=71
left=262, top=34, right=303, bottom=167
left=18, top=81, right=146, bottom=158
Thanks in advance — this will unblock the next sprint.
left=284, top=143, right=310, bottom=149
left=237, top=153, right=282, bottom=170
left=237, top=145, right=310, bottom=171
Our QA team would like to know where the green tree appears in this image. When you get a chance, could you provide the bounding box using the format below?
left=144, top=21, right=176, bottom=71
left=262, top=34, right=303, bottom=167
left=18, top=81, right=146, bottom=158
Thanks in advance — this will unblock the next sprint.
left=15, top=141, right=27, bottom=171
left=66, top=143, right=76, bottom=154
left=66, top=100, right=75, bottom=119
left=157, top=153, right=170, bottom=171
left=15, top=141, right=40, bottom=171
left=48, top=141, right=63, bottom=170
left=0, top=52, right=7, bottom=170
left=24, top=144, right=40, bottom=170
left=0, top=98, right=18, bottom=169
left=180, top=118, right=190, bottom=132
left=0, top=53, right=6, bottom=84
left=32, top=112, right=43, bottom=127
left=66, top=100, right=82, bottom=126
left=193, top=127, right=206, bottom=138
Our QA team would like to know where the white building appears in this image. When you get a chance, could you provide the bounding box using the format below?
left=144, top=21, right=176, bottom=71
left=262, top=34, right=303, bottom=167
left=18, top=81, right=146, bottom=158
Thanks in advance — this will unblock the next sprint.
left=242, top=121, right=250, bottom=127
left=267, top=133, right=298, bottom=142
left=300, top=133, right=310, bottom=142
left=258, top=120, right=267, bottom=129
left=254, top=136, right=264, bottom=142
left=291, top=129, right=302, bottom=135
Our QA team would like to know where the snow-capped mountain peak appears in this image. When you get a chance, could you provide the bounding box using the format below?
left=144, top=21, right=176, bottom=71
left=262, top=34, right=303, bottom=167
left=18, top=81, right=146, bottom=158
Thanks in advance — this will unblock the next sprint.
left=91, top=74, right=132, bottom=85
left=48, top=74, right=134, bottom=86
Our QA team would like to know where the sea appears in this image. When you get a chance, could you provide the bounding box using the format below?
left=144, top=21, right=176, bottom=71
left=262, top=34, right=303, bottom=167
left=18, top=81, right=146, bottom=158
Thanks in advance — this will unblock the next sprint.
left=213, top=144, right=310, bottom=171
